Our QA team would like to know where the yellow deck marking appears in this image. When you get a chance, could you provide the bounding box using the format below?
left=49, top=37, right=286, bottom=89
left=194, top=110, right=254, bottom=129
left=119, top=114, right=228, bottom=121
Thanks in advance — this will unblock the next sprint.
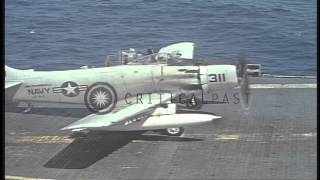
left=17, top=136, right=73, bottom=144
left=132, top=140, right=146, bottom=143
left=215, top=134, right=240, bottom=140
left=10, top=132, right=315, bottom=145
left=182, top=134, right=206, bottom=139
left=5, top=175, right=54, bottom=180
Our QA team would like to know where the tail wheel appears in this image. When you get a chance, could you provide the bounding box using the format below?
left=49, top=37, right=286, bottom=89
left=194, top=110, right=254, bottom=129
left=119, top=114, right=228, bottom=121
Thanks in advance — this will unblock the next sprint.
left=163, top=127, right=184, bottom=136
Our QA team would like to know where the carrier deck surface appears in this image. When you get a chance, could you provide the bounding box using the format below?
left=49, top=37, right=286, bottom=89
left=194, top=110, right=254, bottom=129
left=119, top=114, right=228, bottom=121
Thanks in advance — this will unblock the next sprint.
left=5, top=77, right=317, bottom=180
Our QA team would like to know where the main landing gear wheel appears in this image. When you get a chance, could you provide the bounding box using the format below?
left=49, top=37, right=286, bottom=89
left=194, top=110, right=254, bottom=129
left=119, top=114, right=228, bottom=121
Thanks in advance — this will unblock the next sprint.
left=162, top=127, right=184, bottom=136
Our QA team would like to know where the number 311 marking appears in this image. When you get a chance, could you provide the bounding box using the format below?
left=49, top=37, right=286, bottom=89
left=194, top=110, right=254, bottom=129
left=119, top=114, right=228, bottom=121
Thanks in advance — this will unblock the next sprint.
left=209, top=74, right=226, bottom=82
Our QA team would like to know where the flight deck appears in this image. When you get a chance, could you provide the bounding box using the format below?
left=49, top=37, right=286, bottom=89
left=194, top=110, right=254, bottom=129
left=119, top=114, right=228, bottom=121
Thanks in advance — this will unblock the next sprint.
left=5, top=77, right=316, bottom=180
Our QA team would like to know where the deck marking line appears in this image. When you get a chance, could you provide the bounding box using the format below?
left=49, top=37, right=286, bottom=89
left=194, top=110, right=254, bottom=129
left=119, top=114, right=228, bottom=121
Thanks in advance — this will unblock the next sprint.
left=5, top=175, right=54, bottom=180
left=131, top=140, right=147, bottom=143
left=250, top=84, right=316, bottom=89
left=215, top=134, right=240, bottom=140
left=121, top=166, right=139, bottom=169
left=17, top=136, right=73, bottom=144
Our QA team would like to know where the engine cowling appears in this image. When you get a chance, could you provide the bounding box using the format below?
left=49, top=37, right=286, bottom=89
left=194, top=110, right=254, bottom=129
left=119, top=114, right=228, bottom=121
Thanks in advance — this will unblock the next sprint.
left=199, top=65, right=238, bottom=93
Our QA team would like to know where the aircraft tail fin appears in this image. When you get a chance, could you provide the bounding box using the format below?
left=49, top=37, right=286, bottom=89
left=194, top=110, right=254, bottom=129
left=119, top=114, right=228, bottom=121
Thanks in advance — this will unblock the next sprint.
left=5, top=65, right=23, bottom=100
left=5, top=65, right=22, bottom=80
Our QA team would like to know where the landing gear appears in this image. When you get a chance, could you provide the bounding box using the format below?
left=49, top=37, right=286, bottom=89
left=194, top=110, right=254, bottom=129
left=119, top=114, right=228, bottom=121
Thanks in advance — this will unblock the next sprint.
left=186, top=96, right=202, bottom=110
left=161, top=127, right=184, bottom=136
left=23, top=102, right=33, bottom=113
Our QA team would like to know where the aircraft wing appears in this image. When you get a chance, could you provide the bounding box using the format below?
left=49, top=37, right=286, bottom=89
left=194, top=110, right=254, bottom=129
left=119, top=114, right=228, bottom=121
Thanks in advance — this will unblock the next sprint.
left=61, top=92, right=174, bottom=131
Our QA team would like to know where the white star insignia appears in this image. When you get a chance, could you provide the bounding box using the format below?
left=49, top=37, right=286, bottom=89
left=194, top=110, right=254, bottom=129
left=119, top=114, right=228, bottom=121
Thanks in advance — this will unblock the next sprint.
left=63, top=83, right=77, bottom=95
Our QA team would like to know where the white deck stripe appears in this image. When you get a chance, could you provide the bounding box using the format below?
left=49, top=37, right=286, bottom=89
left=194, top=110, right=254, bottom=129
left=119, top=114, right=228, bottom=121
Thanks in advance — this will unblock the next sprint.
left=250, top=84, right=316, bottom=89
left=262, top=74, right=316, bottom=78
left=5, top=175, right=54, bottom=180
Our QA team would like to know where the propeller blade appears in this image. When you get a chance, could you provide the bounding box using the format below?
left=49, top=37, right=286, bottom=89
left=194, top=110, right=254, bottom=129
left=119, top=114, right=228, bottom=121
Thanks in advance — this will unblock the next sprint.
left=240, top=70, right=250, bottom=109
left=237, top=54, right=250, bottom=109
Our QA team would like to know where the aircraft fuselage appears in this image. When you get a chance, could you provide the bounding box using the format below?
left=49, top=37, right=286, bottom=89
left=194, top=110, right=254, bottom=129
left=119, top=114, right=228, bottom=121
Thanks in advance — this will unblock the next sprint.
left=7, top=64, right=238, bottom=108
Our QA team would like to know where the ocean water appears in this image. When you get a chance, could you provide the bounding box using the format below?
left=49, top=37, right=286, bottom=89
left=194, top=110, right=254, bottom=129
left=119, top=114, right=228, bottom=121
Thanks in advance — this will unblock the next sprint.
left=5, top=0, right=316, bottom=75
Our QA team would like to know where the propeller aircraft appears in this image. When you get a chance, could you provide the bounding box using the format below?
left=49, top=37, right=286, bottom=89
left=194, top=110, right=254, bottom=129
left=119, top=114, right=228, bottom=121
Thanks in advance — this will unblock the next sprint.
left=5, top=42, right=250, bottom=136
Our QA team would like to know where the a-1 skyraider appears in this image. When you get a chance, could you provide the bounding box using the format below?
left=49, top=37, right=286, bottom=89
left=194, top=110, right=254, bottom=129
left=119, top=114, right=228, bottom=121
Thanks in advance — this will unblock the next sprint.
left=5, top=42, right=250, bottom=136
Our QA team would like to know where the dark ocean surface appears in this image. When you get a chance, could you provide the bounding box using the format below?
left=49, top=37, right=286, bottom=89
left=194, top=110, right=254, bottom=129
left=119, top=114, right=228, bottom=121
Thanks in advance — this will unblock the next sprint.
left=5, top=0, right=316, bottom=75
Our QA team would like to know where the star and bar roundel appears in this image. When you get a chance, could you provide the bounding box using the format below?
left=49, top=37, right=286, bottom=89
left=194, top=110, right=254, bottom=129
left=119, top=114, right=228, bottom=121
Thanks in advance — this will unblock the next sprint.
left=53, top=81, right=88, bottom=97
left=53, top=81, right=117, bottom=114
